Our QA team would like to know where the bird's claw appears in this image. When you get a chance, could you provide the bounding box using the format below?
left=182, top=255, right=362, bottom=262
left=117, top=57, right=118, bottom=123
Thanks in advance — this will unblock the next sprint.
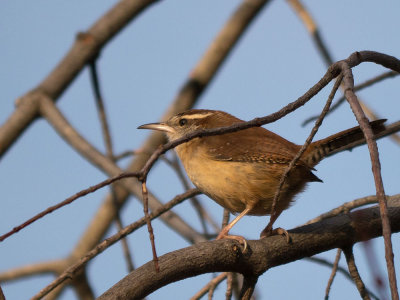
left=260, top=227, right=291, bottom=243
left=217, top=233, right=248, bottom=253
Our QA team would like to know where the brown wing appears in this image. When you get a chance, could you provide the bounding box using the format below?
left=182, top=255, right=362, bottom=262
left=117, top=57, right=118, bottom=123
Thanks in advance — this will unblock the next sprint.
left=201, top=126, right=308, bottom=166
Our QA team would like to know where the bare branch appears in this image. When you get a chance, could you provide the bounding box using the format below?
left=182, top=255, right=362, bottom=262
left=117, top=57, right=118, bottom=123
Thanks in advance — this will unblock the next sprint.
left=190, top=273, right=228, bottom=300
left=0, top=171, right=137, bottom=242
left=343, top=247, right=371, bottom=300
left=0, top=260, right=63, bottom=281
left=270, top=72, right=343, bottom=219
left=38, top=95, right=204, bottom=243
left=304, top=194, right=400, bottom=225
left=97, top=197, right=400, bottom=299
left=302, top=71, right=399, bottom=127
left=306, top=256, right=380, bottom=300
left=32, top=189, right=200, bottom=300
left=325, top=249, right=342, bottom=300
left=0, top=0, right=159, bottom=157
left=340, top=55, right=399, bottom=299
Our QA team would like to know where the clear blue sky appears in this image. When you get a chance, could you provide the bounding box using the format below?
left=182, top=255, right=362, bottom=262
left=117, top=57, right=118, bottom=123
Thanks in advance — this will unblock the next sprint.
left=1, top=1, right=399, bottom=299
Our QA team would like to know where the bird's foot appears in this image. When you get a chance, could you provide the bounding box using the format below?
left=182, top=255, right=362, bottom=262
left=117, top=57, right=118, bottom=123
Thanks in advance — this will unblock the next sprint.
left=217, top=231, right=248, bottom=253
left=260, top=227, right=291, bottom=243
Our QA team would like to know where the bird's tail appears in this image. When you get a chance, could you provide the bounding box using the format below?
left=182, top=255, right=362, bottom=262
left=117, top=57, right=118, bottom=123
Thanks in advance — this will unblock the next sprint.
left=304, top=119, right=387, bottom=167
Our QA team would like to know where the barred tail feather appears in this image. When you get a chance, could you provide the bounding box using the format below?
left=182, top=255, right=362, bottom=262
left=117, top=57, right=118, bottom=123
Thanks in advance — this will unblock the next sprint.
left=304, top=119, right=387, bottom=167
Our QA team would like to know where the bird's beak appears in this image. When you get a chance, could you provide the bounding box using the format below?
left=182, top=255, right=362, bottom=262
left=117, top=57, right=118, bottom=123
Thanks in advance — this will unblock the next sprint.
left=137, top=122, right=175, bottom=134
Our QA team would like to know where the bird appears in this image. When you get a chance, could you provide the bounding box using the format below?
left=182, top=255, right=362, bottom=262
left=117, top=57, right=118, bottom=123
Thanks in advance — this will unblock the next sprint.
left=138, top=109, right=387, bottom=246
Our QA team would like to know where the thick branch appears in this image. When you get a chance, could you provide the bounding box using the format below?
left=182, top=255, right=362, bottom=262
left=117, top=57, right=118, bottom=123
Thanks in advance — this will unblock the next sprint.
left=98, top=197, right=400, bottom=299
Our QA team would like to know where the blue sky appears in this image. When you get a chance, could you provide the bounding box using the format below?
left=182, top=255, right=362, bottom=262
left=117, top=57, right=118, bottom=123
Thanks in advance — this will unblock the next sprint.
left=1, top=1, right=399, bottom=299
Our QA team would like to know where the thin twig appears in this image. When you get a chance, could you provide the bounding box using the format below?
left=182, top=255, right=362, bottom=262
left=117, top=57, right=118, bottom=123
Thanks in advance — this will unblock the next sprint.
left=343, top=247, right=371, bottom=300
left=288, top=0, right=400, bottom=146
left=302, top=71, right=399, bottom=126
left=89, top=60, right=113, bottom=158
left=303, top=194, right=400, bottom=226
left=226, top=273, right=234, bottom=300
left=306, top=256, right=380, bottom=300
left=325, top=249, right=342, bottom=300
left=139, top=52, right=400, bottom=183
left=287, top=0, right=333, bottom=64
left=142, top=181, right=159, bottom=272
left=208, top=281, right=217, bottom=300
left=270, top=73, right=343, bottom=218
left=0, top=172, right=138, bottom=242
left=362, top=240, right=389, bottom=300
left=0, top=0, right=159, bottom=157
left=89, top=59, right=135, bottom=272
left=222, top=209, right=230, bottom=229
left=190, top=273, right=228, bottom=300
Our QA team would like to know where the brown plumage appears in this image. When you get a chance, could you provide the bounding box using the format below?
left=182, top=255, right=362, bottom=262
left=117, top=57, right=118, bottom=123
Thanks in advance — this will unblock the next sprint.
left=138, top=109, right=387, bottom=242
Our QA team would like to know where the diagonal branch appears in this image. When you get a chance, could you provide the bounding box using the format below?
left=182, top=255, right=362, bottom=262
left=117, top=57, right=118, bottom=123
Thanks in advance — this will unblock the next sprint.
left=31, top=189, right=200, bottom=300
left=0, top=0, right=160, bottom=157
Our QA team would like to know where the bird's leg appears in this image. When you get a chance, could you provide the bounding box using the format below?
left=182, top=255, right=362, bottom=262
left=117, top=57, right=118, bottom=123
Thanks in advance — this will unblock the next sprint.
left=217, top=207, right=252, bottom=252
left=260, top=209, right=291, bottom=243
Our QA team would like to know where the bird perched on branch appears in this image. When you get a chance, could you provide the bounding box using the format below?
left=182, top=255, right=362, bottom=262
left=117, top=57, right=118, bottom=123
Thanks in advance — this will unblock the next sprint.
left=139, top=109, right=388, bottom=247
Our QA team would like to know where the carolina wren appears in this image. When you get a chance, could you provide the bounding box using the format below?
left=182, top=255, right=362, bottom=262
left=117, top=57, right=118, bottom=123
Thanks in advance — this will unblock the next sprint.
left=138, top=109, right=386, bottom=244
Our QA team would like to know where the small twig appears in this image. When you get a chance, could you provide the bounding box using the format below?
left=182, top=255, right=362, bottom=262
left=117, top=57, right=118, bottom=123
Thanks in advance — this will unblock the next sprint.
left=302, top=71, right=399, bottom=126
left=362, top=240, right=388, bottom=300
left=226, top=273, right=233, bottom=300
left=208, top=281, right=217, bottom=300
left=222, top=209, right=230, bottom=229
left=190, top=273, right=228, bottom=300
left=303, top=194, right=400, bottom=226
left=270, top=73, right=343, bottom=217
left=142, top=181, right=159, bottom=272
left=341, top=57, right=399, bottom=300
left=306, top=256, right=380, bottom=300
left=286, top=0, right=333, bottom=65
left=90, top=58, right=135, bottom=272
left=89, top=60, right=113, bottom=158
left=0, top=172, right=138, bottom=242
left=32, top=188, right=200, bottom=300
left=343, top=247, right=371, bottom=300
left=325, top=249, right=342, bottom=300
left=139, top=52, right=400, bottom=184
left=288, top=0, right=400, bottom=146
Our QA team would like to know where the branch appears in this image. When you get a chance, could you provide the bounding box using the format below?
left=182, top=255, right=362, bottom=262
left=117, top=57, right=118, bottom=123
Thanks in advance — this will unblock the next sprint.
left=31, top=189, right=200, bottom=300
left=343, top=247, right=371, bottom=300
left=0, top=0, right=159, bottom=157
left=98, top=197, right=400, bottom=299
left=340, top=54, right=399, bottom=299
left=139, top=51, right=400, bottom=181
left=0, top=260, right=63, bottom=281
left=304, top=194, right=400, bottom=225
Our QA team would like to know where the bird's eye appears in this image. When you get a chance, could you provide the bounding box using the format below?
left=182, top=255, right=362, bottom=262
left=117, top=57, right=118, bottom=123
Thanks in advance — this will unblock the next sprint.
left=179, top=118, right=187, bottom=126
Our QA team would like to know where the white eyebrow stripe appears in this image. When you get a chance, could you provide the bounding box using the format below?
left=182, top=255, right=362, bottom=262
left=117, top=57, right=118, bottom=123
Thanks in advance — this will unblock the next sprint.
left=183, top=113, right=213, bottom=119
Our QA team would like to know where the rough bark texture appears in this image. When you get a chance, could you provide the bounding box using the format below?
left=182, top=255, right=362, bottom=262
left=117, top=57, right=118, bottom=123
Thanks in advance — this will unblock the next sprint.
left=98, top=197, right=400, bottom=299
